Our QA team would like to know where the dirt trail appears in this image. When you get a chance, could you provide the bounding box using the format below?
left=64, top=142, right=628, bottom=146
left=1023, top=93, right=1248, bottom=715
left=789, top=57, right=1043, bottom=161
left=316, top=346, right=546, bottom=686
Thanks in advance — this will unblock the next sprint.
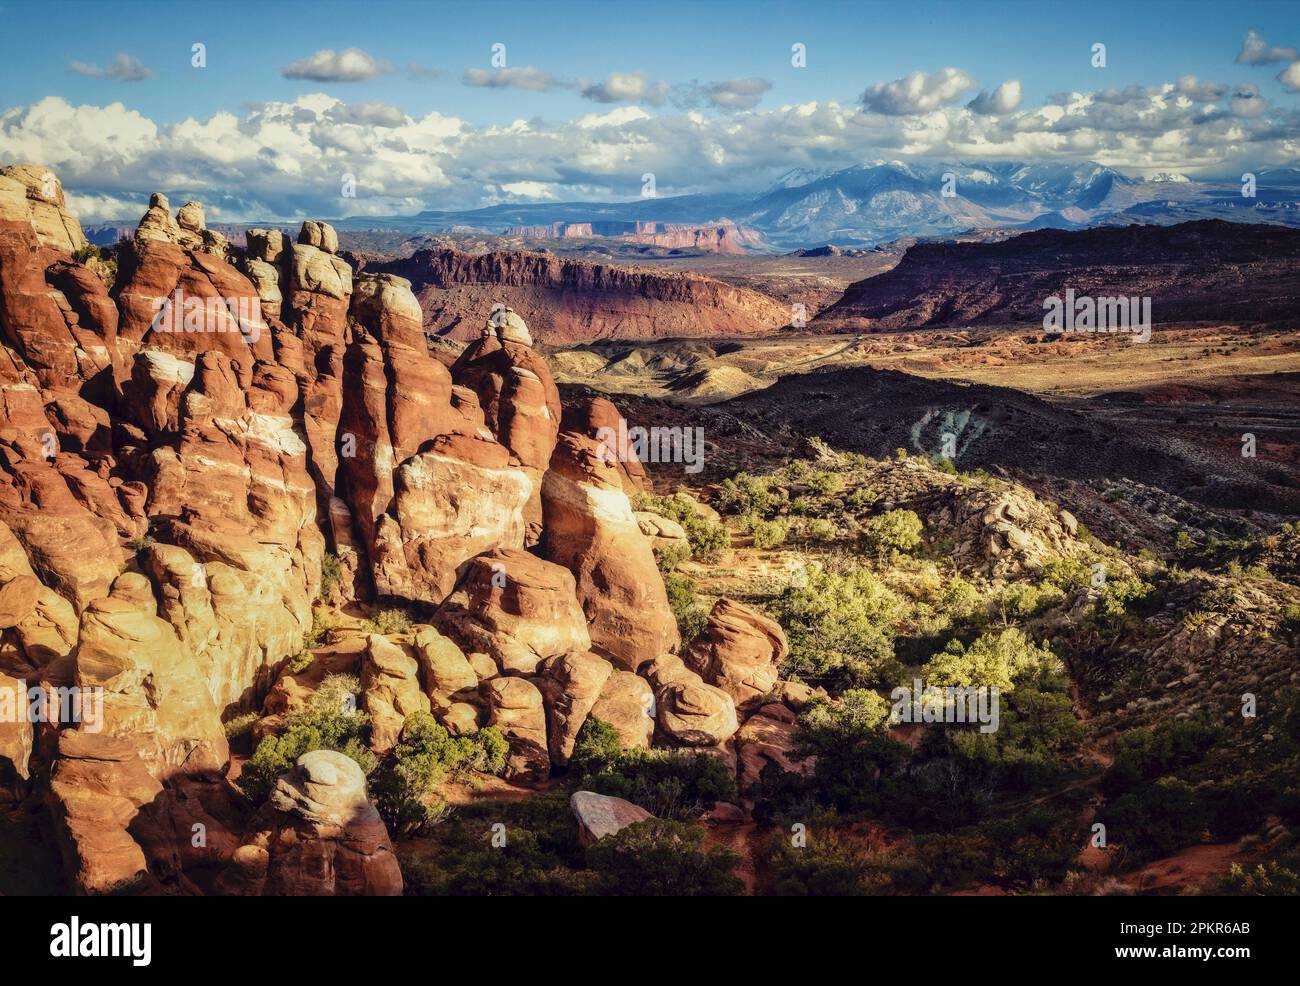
left=704, top=821, right=760, bottom=895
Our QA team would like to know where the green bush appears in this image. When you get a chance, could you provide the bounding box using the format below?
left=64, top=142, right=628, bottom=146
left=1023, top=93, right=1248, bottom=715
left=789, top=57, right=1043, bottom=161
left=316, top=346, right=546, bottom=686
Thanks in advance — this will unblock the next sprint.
left=664, top=571, right=708, bottom=645
left=750, top=517, right=789, bottom=549
left=401, top=794, right=596, bottom=896
left=1101, top=716, right=1221, bottom=797
left=861, top=509, right=924, bottom=560
left=1097, top=777, right=1207, bottom=865
left=571, top=718, right=736, bottom=820
left=239, top=674, right=374, bottom=803
left=320, top=551, right=342, bottom=599
left=756, top=827, right=921, bottom=895
left=585, top=819, right=743, bottom=896
left=1219, top=857, right=1300, bottom=896
left=372, top=712, right=508, bottom=833
left=914, top=809, right=1079, bottom=890
left=772, top=564, right=905, bottom=691
left=632, top=491, right=729, bottom=562
left=922, top=627, right=1062, bottom=692
left=363, top=606, right=413, bottom=635
left=757, top=691, right=906, bottom=817
left=717, top=473, right=776, bottom=516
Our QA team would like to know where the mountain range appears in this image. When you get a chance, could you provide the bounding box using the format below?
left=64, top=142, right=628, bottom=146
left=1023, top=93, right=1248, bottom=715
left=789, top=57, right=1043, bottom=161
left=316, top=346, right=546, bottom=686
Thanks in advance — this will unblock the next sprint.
left=319, top=161, right=1300, bottom=250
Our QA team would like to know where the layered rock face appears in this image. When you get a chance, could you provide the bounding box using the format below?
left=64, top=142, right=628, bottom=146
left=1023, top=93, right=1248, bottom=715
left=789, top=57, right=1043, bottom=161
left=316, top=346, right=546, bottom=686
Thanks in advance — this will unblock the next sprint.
left=340, top=271, right=531, bottom=600
left=376, top=248, right=791, bottom=343
left=0, top=164, right=769, bottom=896
left=811, top=219, right=1300, bottom=331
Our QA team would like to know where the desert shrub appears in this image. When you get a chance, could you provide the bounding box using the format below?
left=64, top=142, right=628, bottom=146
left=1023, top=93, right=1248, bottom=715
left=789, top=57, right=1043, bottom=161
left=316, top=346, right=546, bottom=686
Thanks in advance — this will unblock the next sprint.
left=222, top=712, right=258, bottom=740
left=749, top=516, right=789, bottom=549
left=772, top=564, right=905, bottom=691
left=303, top=607, right=335, bottom=648
left=756, top=826, right=924, bottom=895
left=320, top=551, right=342, bottom=598
left=879, top=756, right=997, bottom=831
left=585, top=819, right=743, bottom=896
left=372, top=712, right=508, bottom=834
left=633, top=491, right=729, bottom=562
left=1101, top=716, right=1222, bottom=797
left=1280, top=606, right=1300, bottom=645
left=401, top=793, right=596, bottom=896
left=943, top=686, right=1084, bottom=792
left=1219, top=856, right=1300, bottom=896
left=915, top=808, right=1079, bottom=890
left=362, top=606, right=413, bottom=635
left=861, top=509, right=923, bottom=560
left=846, top=487, right=878, bottom=512
left=1200, top=783, right=1270, bottom=841
left=755, top=691, right=905, bottom=818
left=1040, top=556, right=1095, bottom=593
left=1090, top=574, right=1155, bottom=631
left=804, top=469, right=844, bottom=496
left=286, top=649, right=314, bottom=674
left=663, top=571, right=708, bottom=644
left=1096, top=777, right=1207, bottom=865
left=654, top=540, right=690, bottom=574
left=238, top=673, right=374, bottom=803
left=717, top=472, right=776, bottom=516
left=72, top=243, right=101, bottom=263
left=922, top=627, right=1062, bottom=693
left=568, top=717, right=624, bottom=775
left=990, top=580, right=1066, bottom=626
left=571, top=719, right=736, bottom=820
left=802, top=518, right=838, bottom=544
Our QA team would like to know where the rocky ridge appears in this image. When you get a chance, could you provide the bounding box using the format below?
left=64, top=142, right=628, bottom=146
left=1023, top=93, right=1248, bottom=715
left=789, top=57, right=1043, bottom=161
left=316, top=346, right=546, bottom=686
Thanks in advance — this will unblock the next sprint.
left=0, top=164, right=796, bottom=895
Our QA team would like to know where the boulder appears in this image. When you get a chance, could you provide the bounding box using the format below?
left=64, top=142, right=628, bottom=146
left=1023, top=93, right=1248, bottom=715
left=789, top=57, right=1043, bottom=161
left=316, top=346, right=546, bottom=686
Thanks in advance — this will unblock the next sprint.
left=413, top=625, right=478, bottom=698
left=570, top=790, right=652, bottom=847
left=589, top=670, right=655, bottom=750
left=435, top=547, right=591, bottom=675
left=643, top=654, right=738, bottom=746
left=539, top=651, right=613, bottom=765
left=485, top=676, right=549, bottom=782
left=361, top=634, right=431, bottom=754
left=684, top=598, right=788, bottom=714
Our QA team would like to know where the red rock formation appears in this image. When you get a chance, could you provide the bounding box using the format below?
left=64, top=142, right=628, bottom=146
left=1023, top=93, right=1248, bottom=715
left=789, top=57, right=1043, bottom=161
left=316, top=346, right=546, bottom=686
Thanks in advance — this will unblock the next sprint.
left=683, top=598, right=788, bottom=714
left=0, top=164, right=780, bottom=896
left=376, top=248, right=790, bottom=342
left=541, top=431, right=679, bottom=670
left=451, top=307, right=561, bottom=541
left=222, top=750, right=402, bottom=896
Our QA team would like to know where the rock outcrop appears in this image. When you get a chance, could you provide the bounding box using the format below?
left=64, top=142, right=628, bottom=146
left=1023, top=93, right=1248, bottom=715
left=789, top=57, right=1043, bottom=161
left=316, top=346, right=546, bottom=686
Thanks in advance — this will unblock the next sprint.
left=643, top=654, right=738, bottom=747
left=0, top=165, right=711, bottom=895
left=684, top=598, right=788, bottom=714
left=375, top=247, right=791, bottom=343
left=224, top=750, right=402, bottom=896
left=541, top=432, right=678, bottom=669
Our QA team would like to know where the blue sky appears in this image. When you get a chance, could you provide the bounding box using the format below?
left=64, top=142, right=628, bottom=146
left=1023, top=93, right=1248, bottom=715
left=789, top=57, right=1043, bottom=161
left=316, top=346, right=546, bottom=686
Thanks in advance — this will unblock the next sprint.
left=1, top=0, right=1298, bottom=219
